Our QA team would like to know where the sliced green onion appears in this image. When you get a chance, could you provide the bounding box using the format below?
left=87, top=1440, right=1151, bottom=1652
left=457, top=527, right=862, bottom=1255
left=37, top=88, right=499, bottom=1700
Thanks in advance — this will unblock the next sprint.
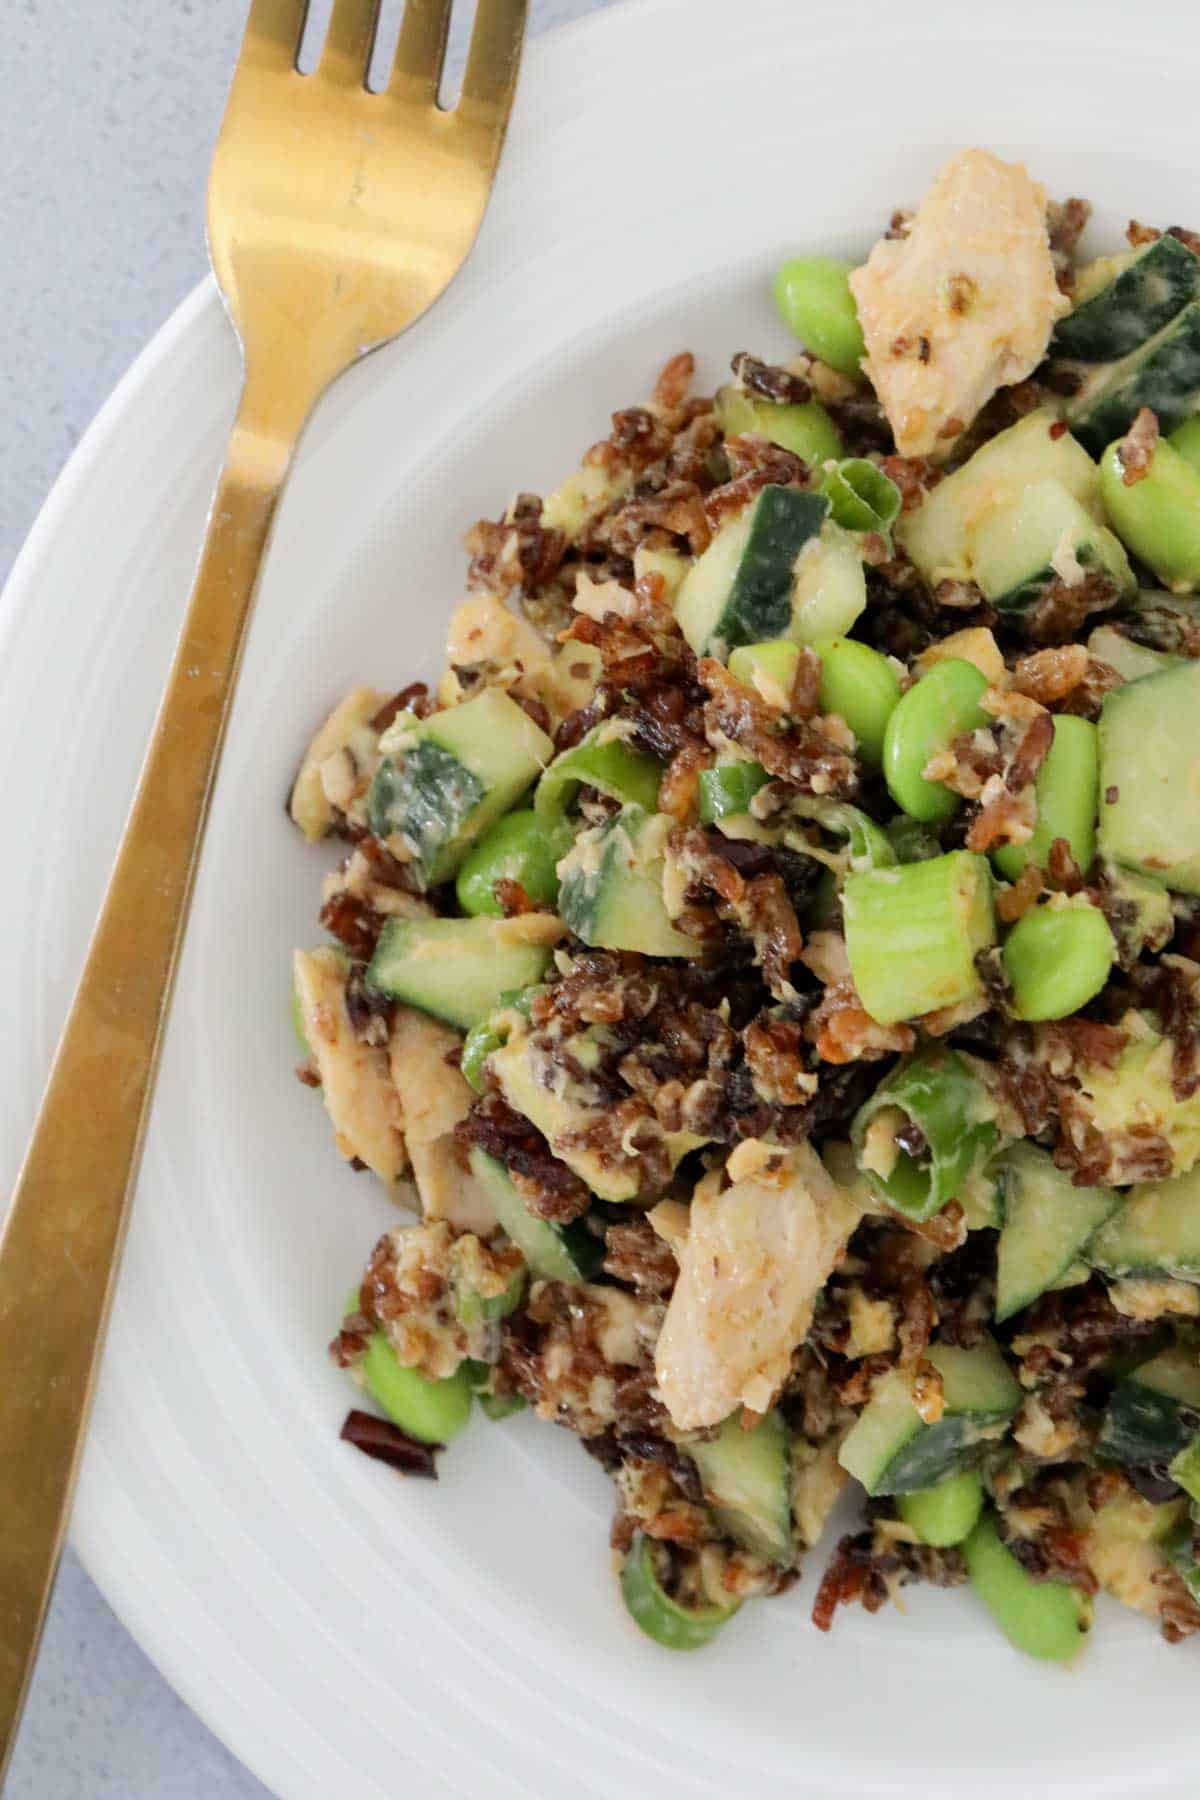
left=843, top=850, right=996, bottom=1027
left=773, top=256, right=865, bottom=377
left=812, top=636, right=902, bottom=765
left=698, top=761, right=770, bottom=825
left=534, top=725, right=662, bottom=832
left=361, top=1333, right=473, bottom=1444
left=1002, top=897, right=1115, bottom=1022
left=619, top=1532, right=740, bottom=1652
left=884, top=815, right=942, bottom=863
left=851, top=1044, right=998, bottom=1221
left=897, top=1469, right=985, bottom=1547
left=820, top=459, right=902, bottom=536
left=964, top=1516, right=1091, bottom=1662
left=459, top=985, right=539, bottom=1093
left=992, top=716, right=1099, bottom=882
left=785, top=798, right=896, bottom=874
left=883, top=659, right=990, bottom=824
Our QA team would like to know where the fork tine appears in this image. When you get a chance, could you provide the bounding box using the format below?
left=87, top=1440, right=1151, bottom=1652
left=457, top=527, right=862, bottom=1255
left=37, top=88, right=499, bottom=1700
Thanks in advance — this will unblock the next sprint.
left=389, top=0, right=454, bottom=104
left=459, top=0, right=528, bottom=117
left=241, top=0, right=309, bottom=73
left=318, top=0, right=383, bottom=84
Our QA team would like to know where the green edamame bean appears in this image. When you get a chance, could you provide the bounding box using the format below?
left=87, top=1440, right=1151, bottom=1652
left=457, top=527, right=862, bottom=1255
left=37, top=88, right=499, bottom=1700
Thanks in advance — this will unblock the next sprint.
left=1002, top=897, right=1115, bottom=1022
left=882, top=659, right=989, bottom=823
left=964, top=1514, right=1090, bottom=1661
left=361, top=1332, right=473, bottom=1443
left=813, top=636, right=902, bottom=765
left=993, top=715, right=1098, bottom=882
left=455, top=809, right=561, bottom=917
left=773, top=256, right=866, bottom=377
left=1100, top=434, right=1200, bottom=593
left=1169, top=416, right=1200, bottom=475
left=897, top=1469, right=984, bottom=1547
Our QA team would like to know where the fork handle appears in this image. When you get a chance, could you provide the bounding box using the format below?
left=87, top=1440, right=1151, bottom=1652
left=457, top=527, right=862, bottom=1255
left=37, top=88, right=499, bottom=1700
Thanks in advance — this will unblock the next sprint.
left=0, top=365, right=315, bottom=1777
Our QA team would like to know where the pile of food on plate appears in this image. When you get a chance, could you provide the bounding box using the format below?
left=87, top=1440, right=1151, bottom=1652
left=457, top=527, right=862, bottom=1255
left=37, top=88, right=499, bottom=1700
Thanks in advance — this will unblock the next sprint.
left=289, top=148, right=1200, bottom=1660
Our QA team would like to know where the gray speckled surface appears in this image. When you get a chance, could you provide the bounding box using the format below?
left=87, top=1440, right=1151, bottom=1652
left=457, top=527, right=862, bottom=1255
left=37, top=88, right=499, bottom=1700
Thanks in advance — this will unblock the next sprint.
left=1, top=2, right=611, bottom=1793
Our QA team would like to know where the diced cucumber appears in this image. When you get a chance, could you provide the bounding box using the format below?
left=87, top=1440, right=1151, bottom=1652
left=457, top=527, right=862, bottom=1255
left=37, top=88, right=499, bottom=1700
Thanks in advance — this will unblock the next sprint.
left=697, top=760, right=770, bottom=825
left=454, top=1264, right=525, bottom=1328
left=1096, top=1347, right=1200, bottom=1466
left=994, top=1142, right=1120, bottom=1323
left=467, top=1148, right=602, bottom=1283
left=964, top=1515, right=1091, bottom=1662
left=1065, top=1019, right=1200, bottom=1184
left=558, top=805, right=698, bottom=958
left=1169, top=1436, right=1200, bottom=1505
left=1165, top=1515, right=1200, bottom=1601
left=728, top=639, right=801, bottom=708
left=367, top=916, right=553, bottom=1033
left=897, top=1469, right=984, bottom=1548
left=1089, top=1166, right=1200, bottom=1281
left=542, top=461, right=635, bottom=540
left=674, top=485, right=830, bottom=656
left=687, top=1410, right=794, bottom=1567
left=897, top=410, right=1101, bottom=587
left=787, top=522, right=868, bottom=645
left=367, top=689, right=553, bottom=885
left=967, top=476, right=1134, bottom=616
left=1065, top=299, right=1200, bottom=456
left=837, top=1339, right=1020, bottom=1497
left=534, top=723, right=662, bottom=833
left=1086, top=623, right=1176, bottom=683
left=1053, top=234, right=1200, bottom=363
left=1098, top=860, right=1175, bottom=965
left=713, top=385, right=843, bottom=464
left=633, top=543, right=690, bottom=604
left=960, top=1165, right=1004, bottom=1231
left=1098, top=659, right=1200, bottom=893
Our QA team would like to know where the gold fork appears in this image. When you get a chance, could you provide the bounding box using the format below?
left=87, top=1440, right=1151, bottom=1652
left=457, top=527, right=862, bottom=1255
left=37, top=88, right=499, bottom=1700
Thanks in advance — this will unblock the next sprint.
left=0, top=0, right=526, bottom=1772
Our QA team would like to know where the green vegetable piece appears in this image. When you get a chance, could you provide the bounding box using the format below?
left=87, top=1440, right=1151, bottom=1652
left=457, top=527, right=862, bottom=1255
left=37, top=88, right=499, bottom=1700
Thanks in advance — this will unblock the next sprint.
left=1002, top=896, right=1116, bottom=1022
left=367, top=915, right=552, bottom=1034
left=619, top=1532, right=740, bottom=1652
left=994, top=1141, right=1120, bottom=1322
left=1169, top=415, right=1200, bottom=474
left=882, top=658, right=989, bottom=823
left=460, top=1021, right=501, bottom=1093
left=993, top=715, right=1099, bottom=882
left=1098, top=659, right=1200, bottom=893
left=819, top=459, right=902, bottom=536
left=697, top=761, right=770, bottom=825
left=714, top=385, right=843, bottom=464
left=729, top=638, right=802, bottom=705
left=813, top=636, right=901, bottom=765
left=898, top=1470, right=984, bottom=1547
left=838, top=1340, right=1019, bottom=1494
left=843, top=851, right=996, bottom=1029
left=1168, top=1436, right=1200, bottom=1504
left=455, top=809, right=561, bottom=917
left=455, top=1265, right=525, bottom=1328
left=468, top=1148, right=603, bottom=1282
left=361, top=1333, right=473, bottom=1444
left=964, top=1515, right=1091, bottom=1662
left=534, top=725, right=662, bottom=833
left=1100, top=433, right=1200, bottom=593
left=773, top=256, right=865, bottom=376
left=479, top=1391, right=527, bottom=1421
left=558, top=805, right=699, bottom=958
left=851, top=1044, right=998, bottom=1221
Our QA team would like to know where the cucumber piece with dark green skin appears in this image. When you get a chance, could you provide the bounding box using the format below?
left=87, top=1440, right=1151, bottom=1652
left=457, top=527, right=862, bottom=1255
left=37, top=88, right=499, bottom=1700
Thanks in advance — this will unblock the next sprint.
left=1065, top=300, right=1200, bottom=456
left=366, top=915, right=553, bottom=1033
left=558, top=805, right=698, bottom=958
left=967, top=477, right=1134, bottom=616
left=1089, top=1165, right=1200, bottom=1280
left=1053, top=234, right=1200, bottom=363
left=837, top=1339, right=1021, bottom=1497
left=467, top=1148, right=602, bottom=1283
left=366, top=688, right=553, bottom=886
left=1096, top=1347, right=1200, bottom=1466
left=994, top=1143, right=1120, bottom=1323
left=675, top=485, right=829, bottom=655
left=687, top=1410, right=795, bottom=1566
left=1098, top=659, right=1200, bottom=894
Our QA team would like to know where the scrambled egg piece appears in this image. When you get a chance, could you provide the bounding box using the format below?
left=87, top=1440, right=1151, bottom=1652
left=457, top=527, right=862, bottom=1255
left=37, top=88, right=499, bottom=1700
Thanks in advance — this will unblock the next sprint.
left=293, top=948, right=404, bottom=1183
left=388, top=1008, right=498, bottom=1234
left=654, top=1141, right=863, bottom=1431
left=850, top=149, right=1069, bottom=458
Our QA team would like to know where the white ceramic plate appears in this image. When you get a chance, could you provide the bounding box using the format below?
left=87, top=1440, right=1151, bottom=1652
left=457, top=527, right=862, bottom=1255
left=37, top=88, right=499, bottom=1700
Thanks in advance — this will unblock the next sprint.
left=5, top=1, right=1200, bottom=1793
